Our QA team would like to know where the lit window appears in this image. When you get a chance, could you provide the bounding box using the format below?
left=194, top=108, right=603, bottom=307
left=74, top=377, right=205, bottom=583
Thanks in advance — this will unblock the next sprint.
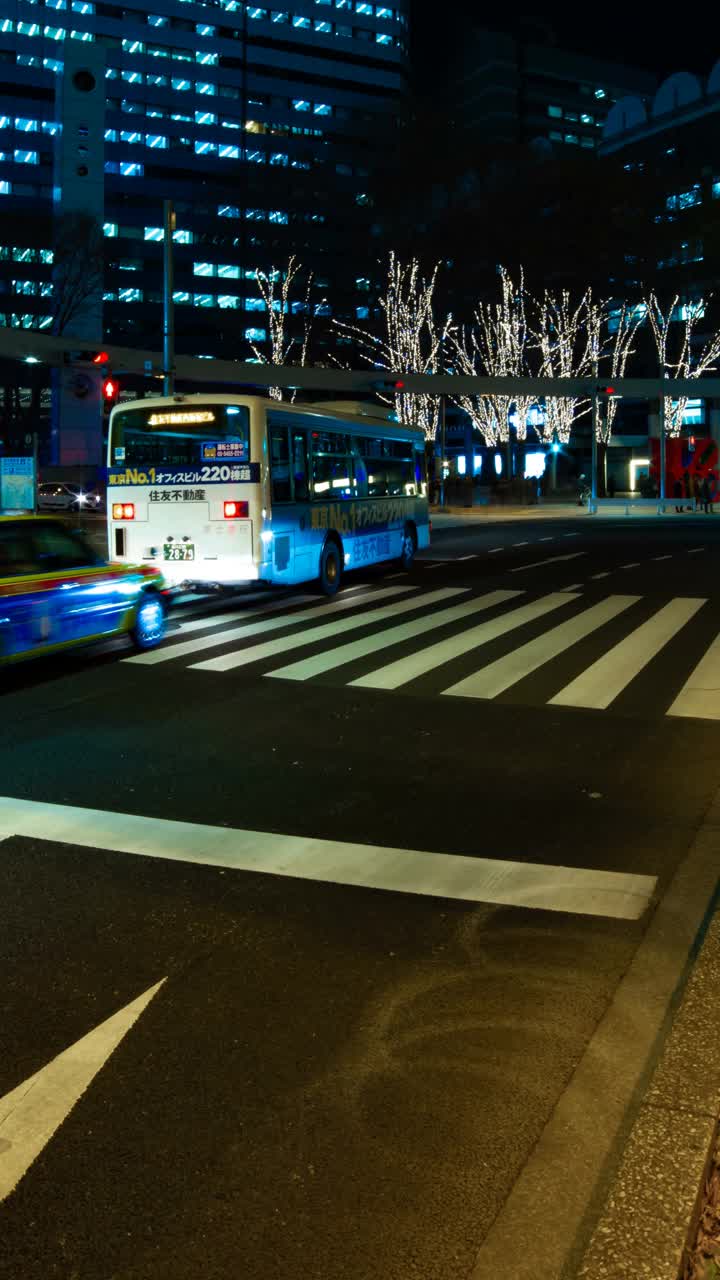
left=196, top=51, right=218, bottom=65
left=356, top=1, right=373, bottom=11
left=41, top=121, right=61, bottom=136
left=375, top=32, right=391, bottom=43
left=271, top=10, right=288, bottom=20
left=172, top=291, right=191, bottom=303
left=119, top=161, right=144, bottom=175
left=219, top=143, right=240, bottom=158
left=193, top=262, right=216, bottom=276
left=1, top=180, right=12, bottom=194
left=13, top=281, right=37, bottom=296
left=314, top=302, right=331, bottom=316
left=247, top=7, right=268, bottom=16
left=220, top=0, right=240, bottom=8
left=193, top=294, right=214, bottom=307
left=246, top=149, right=266, bottom=163
left=173, top=229, right=192, bottom=243
left=270, top=151, right=288, bottom=166
left=122, top=38, right=145, bottom=52
left=120, top=130, right=142, bottom=144
left=106, top=67, right=118, bottom=79
left=14, top=150, right=39, bottom=164
left=197, top=81, right=216, bottom=95
left=218, top=263, right=240, bottom=277
left=144, top=226, right=164, bottom=240
left=355, top=192, right=371, bottom=205
left=148, top=14, right=168, bottom=25
left=194, top=140, right=217, bottom=154
left=564, top=133, right=578, bottom=145
left=218, top=204, right=240, bottom=217
left=245, top=297, right=265, bottom=311
left=147, top=44, right=169, bottom=57
left=376, top=5, right=392, bottom=16
left=118, top=288, right=142, bottom=302
left=146, top=134, right=167, bottom=148
left=15, top=118, right=38, bottom=133
left=292, top=99, right=310, bottom=112
left=547, top=105, right=562, bottom=118
left=40, top=249, right=54, bottom=264
left=46, top=0, right=67, bottom=9
left=594, top=88, right=606, bottom=99
left=171, top=78, right=191, bottom=91
left=43, top=24, right=66, bottom=38
left=221, top=120, right=241, bottom=129
left=171, top=112, right=191, bottom=122
left=268, top=210, right=288, bottom=223
left=195, top=111, right=217, bottom=125
left=244, top=327, right=266, bottom=341
left=313, top=103, right=331, bottom=116
left=196, top=22, right=216, bottom=35
left=17, top=22, right=41, bottom=35
left=105, top=127, right=117, bottom=141
left=122, top=70, right=144, bottom=84
left=217, top=295, right=239, bottom=308
left=580, top=112, right=594, bottom=125
left=356, top=305, right=369, bottom=318
left=103, top=221, right=118, bottom=236
left=0, top=18, right=13, bottom=32
left=245, top=208, right=266, bottom=220
left=292, top=14, right=311, bottom=26
left=315, top=18, right=331, bottom=30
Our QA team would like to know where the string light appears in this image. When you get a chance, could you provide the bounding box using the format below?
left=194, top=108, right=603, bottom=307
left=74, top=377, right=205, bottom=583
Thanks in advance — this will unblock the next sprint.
left=249, top=254, right=314, bottom=402
left=647, top=292, right=720, bottom=437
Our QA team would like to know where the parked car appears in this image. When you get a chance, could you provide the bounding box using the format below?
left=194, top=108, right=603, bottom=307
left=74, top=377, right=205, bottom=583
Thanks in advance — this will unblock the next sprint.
left=0, top=516, right=167, bottom=665
left=37, top=483, right=104, bottom=512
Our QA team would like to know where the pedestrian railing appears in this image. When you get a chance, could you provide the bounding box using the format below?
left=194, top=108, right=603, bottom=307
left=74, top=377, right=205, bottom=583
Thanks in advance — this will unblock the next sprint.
left=587, top=498, right=699, bottom=515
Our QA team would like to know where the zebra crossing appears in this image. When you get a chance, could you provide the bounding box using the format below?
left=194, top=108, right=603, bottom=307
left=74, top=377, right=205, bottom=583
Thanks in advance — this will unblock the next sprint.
left=123, top=584, right=720, bottom=720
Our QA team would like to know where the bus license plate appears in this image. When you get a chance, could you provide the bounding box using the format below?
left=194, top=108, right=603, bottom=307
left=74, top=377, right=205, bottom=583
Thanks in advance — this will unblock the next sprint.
left=163, top=543, right=195, bottom=562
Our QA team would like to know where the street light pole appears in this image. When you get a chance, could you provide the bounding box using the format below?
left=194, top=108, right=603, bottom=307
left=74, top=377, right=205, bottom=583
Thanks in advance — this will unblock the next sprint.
left=439, top=394, right=446, bottom=508
left=162, top=200, right=176, bottom=397
left=659, top=390, right=666, bottom=505
left=591, top=394, right=598, bottom=509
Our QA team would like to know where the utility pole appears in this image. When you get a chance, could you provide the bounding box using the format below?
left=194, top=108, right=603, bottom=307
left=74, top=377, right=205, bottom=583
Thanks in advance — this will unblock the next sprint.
left=163, top=200, right=176, bottom=396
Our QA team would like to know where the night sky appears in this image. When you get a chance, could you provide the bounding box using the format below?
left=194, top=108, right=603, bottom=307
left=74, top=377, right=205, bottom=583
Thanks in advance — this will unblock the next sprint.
left=411, top=4, right=711, bottom=82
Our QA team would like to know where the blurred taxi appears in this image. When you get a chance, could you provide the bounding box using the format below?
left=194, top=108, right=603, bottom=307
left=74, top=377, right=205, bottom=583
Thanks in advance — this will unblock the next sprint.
left=0, top=516, right=167, bottom=665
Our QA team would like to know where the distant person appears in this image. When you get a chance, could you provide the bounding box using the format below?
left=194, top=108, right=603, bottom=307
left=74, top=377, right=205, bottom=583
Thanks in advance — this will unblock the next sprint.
left=701, top=474, right=713, bottom=514
left=673, top=478, right=684, bottom=513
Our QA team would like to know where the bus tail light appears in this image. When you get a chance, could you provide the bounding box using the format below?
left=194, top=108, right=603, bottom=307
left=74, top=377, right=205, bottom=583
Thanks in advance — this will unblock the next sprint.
left=112, top=502, right=135, bottom=520
left=224, top=500, right=248, bottom=519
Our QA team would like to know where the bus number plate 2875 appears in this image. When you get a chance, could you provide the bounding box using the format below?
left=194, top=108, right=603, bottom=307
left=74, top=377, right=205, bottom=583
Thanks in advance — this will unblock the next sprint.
left=163, top=543, right=195, bottom=561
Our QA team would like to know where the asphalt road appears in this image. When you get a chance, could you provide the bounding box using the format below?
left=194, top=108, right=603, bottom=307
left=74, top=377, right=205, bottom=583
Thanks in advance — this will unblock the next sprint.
left=2, top=510, right=720, bottom=1280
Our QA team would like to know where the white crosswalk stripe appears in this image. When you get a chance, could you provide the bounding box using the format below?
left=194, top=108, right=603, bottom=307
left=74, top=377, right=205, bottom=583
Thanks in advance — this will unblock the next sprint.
left=349, top=592, right=577, bottom=691
left=191, top=587, right=464, bottom=673
left=265, top=589, right=522, bottom=683
left=128, top=586, right=720, bottom=723
left=442, top=595, right=640, bottom=701
left=550, top=597, right=705, bottom=710
left=126, top=586, right=413, bottom=666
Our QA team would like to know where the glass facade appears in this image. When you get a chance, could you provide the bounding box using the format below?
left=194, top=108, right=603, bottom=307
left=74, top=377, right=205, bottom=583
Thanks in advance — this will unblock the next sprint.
left=0, top=0, right=409, bottom=354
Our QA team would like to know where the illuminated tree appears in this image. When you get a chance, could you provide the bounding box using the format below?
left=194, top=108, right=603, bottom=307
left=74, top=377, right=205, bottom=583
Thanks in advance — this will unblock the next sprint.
left=450, top=267, right=537, bottom=452
left=334, top=252, right=453, bottom=440
left=249, top=255, right=314, bottom=401
left=532, top=287, right=599, bottom=445
left=646, top=292, right=720, bottom=436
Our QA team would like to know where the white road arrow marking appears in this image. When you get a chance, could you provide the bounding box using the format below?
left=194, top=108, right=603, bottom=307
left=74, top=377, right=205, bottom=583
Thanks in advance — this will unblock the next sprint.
left=0, top=978, right=165, bottom=1203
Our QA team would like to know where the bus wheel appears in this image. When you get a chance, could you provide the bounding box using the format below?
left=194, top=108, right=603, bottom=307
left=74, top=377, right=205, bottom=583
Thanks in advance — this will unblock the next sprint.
left=131, top=591, right=167, bottom=651
left=399, top=523, right=417, bottom=571
left=319, top=539, right=342, bottom=595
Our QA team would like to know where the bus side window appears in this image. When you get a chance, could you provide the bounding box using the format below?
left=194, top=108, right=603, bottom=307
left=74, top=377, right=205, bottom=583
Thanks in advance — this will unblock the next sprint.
left=291, top=431, right=308, bottom=502
left=270, top=427, right=292, bottom=503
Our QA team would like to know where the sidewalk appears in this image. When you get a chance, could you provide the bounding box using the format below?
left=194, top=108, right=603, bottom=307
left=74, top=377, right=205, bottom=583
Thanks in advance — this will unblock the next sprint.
left=430, top=502, right=716, bottom=528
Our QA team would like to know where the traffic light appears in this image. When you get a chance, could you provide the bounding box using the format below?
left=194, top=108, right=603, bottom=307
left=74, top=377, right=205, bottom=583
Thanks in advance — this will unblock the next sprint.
left=102, top=376, right=120, bottom=415
left=596, top=384, right=621, bottom=399
left=370, top=378, right=406, bottom=393
left=65, top=349, right=110, bottom=366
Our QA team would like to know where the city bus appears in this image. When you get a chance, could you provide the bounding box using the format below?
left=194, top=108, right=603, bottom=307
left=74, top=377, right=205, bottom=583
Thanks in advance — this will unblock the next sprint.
left=107, top=394, right=429, bottom=593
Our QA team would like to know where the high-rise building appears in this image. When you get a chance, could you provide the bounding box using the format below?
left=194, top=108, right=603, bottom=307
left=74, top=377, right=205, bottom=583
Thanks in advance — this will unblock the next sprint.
left=0, top=0, right=409, bottom=374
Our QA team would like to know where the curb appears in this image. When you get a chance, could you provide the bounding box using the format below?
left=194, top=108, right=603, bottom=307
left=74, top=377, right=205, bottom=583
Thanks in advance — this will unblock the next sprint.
left=576, top=907, right=720, bottom=1280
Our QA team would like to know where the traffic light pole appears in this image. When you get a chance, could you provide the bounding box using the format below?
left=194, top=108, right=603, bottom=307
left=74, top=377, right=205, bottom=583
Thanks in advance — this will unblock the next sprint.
left=591, top=394, right=598, bottom=507
left=163, top=200, right=176, bottom=397
left=659, top=392, right=666, bottom=504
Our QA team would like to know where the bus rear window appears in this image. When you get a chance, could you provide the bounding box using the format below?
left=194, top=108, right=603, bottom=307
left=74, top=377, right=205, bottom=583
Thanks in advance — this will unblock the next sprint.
left=110, top=404, right=250, bottom=467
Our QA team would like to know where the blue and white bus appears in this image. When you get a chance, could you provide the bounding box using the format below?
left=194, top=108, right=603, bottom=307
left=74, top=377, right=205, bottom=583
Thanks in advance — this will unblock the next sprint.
left=107, top=394, right=430, bottom=593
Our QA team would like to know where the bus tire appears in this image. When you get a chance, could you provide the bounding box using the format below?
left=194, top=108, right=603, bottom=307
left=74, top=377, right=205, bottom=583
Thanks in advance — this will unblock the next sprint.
left=130, top=590, right=167, bottom=652
left=399, top=522, right=417, bottom=571
left=319, top=538, right=342, bottom=596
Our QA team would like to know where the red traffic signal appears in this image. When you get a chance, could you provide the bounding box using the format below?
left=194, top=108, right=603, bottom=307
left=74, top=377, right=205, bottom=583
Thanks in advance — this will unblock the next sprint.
left=102, top=377, right=120, bottom=412
left=93, top=350, right=110, bottom=365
